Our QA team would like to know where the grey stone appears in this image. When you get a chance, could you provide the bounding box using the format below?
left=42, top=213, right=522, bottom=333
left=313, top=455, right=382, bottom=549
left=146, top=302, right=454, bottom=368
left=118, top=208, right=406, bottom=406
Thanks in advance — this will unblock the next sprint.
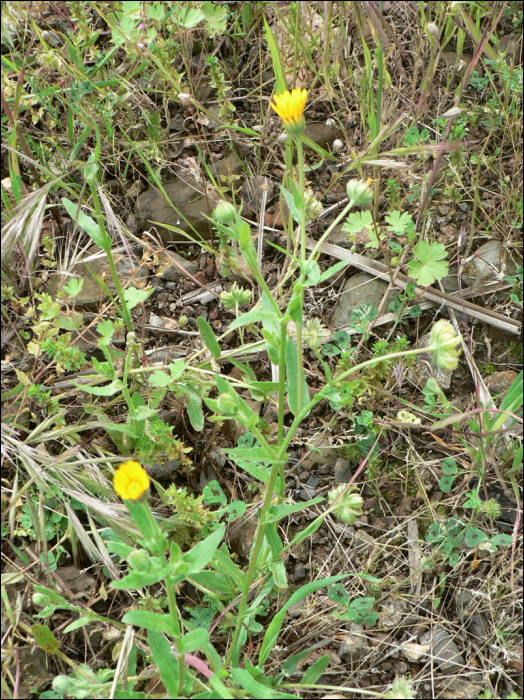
left=461, top=240, right=519, bottom=286
left=429, top=625, right=465, bottom=673
left=330, top=272, right=393, bottom=328
left=338, top=624, right=369, bottom=662
left=327, top=223, right=352, bottom=249
left=155, top=250, right=198, bottom=283
left=298, top=485, right=316, bottom=500
left=304, top=122, right=337, bottom=151
left=136, top=173, right=222, bottom=243
left=46, top=249, right=149, bottom=310
left=306, top=475, right=319, bottom=488
left=334, top=457, right=352, bottom=484
left=306, top=435, right=338, bottom=466
left=209, top=150, right=244, bottom=183
left=209, top=447, right=227, bottom=471
left=294, top=563, right=306, bottom=581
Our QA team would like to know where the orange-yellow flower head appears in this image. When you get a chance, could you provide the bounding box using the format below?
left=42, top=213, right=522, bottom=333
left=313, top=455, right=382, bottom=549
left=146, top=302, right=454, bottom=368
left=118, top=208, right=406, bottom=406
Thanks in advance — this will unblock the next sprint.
left=270, top=88, right=308, bottom=136
left=114, top=460, right=150, bottom=502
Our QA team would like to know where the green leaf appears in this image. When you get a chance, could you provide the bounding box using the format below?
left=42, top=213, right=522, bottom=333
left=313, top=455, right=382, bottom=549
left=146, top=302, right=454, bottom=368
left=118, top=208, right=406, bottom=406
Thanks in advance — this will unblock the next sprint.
left=96, top=319, right=115, bottom=343
left=203, top=480, right=227, bottom=507
left=197, top=317, right=221, bottom=359
left=182, top=383, right=204, bottom=431
left=385, top=210, right=413, bottom=234
left=407, top=241, right=449, bottom=286
left=464, top=527, right=488, bottom=547
left=231, top=668, right=298, bottom=699
left=490, top=533, right=512, bottom=547
left=124, top=286, right=153, bottom=311
left=301, top=655, right=329, bottom=685
left=149, top=370, right=174, bottom=388
left=181, top=628, right=209, bottom=653
left=439, top=474, right=456, bottom=493
left=264, top=16, right=286, bottom=95
left=122, top=611, right=176, bottom=635
left=319, top=260, right=350, bottom=282
left=63, top=278, right=84, bottom=298
left=180, top=526, right=225, bottom=575
left=280, top=185, right=301, bottom=224
left=286, top=337, right=310, bottom=416
left=342, top=210, right=373, bottom=234
left=61, top=197, right=107, bottom=250
left=73, top=379, right=123, bottom=396
left=229, top=308, right=280, bottom=331
left=148, top=630, right=178, bottom=696
left=303, top=259, right=321, bottom=285
left=267, top=498, right=324, bottom=523
left=258, top=574, right=347, bottom=666
left=328, top=583, right=350, bottom=607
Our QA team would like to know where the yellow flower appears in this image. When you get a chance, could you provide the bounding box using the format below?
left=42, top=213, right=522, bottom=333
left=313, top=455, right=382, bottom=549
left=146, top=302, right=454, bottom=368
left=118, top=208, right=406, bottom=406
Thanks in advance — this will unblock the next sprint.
left=270, top=88, right=308, bottom=135
left=114, top=460, right=150, bottom=501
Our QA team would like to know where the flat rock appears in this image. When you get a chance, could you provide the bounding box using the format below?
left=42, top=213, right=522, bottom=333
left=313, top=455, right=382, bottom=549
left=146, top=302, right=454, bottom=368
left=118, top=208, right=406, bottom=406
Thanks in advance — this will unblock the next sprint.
left=154, top=250, right=198, bottom=283
left=46, top=249, right=148, bottom=310
left=327, top=223, right=352, bottom=249
left=304, top=122, right=337, bottom=151
left=422, top=625, right=465, bottom=673
left=334, top=457, right=352, bottom=483
left=338, top=624, right=369, bottom=662
left=486, top=369, right=519, bottom=397
left=461, top=240, right=519, bottom=286
left=330, top=272, right=393, bottom=328
left=136, top=173, right=222, bottom=243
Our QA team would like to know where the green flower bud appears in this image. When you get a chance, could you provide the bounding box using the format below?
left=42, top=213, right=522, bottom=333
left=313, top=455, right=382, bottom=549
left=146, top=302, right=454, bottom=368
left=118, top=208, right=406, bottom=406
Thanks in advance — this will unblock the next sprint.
left=128, top=549, right=151, bottom=571
left=303, top=317, right=330, bottom=349
left=221, top=282, right=252, bottom=309
left=397, top=410, right=421, bottom=425
left=429, top=319, right=462, bottom=370
left=482, top=499, right=502, bottom=519
left=217, top=393, right=238, bottom=415
left=384, top=676, right=416, bottom=699
left=346, top=178, right=374, bottom=206
left=328, top=484, right=363, bottom=525
left=32, top=592, right=48, bottom=606
left=214, top=200, right=237, bottom=224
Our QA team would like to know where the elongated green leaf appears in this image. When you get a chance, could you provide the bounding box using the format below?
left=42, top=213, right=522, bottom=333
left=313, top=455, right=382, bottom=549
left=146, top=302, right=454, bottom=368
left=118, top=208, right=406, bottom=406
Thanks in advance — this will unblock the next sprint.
left=229, top=308, right=280, bottom=330
left=319, top=259, right=350, bottom=282
left=197, top=317, right=221, bottom=359
left=148, top=630, right=178, bottom=696
left=280, top=185, right=301, bottom=223
left=181, top=628, right=209, bottom=653
left=263, top=17, right=286, bottom=95
left=259, top=574, right=347, bottom=666
left=61, top=197, right=107, bottom=249
left=286, top=337, right=310, bottom=416
left=182, top=383, right=204, bottom=431
left=302, top=655, right=330, bottom=685
left=180, top=525, right=225, bottom=574
left=267, top=497, right=324, bottom=522
left=122, top=611, right=176, bottom=636
left=231, top=668, right=297, bottom=699
left=72, top=379, right=123, bottom=396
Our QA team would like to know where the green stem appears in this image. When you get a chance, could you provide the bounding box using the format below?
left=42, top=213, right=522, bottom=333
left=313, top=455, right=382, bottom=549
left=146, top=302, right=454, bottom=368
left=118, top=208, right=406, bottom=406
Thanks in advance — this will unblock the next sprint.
left=308, top=197, right=356, bottom=261
left=294, top=137, right=307, bottom=416
left=222, top=450, right=284, bottom=668
left=142, top=505, right=186, bottom=692
left=278, top=319, right=287, bottom=497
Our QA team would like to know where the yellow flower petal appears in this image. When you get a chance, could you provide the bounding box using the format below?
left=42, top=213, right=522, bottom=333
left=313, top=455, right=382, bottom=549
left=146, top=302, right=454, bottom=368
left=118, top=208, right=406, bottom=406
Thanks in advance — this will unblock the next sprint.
left=270, top=88, right=308, bottom=135
left=114, top=460, right=150, bottom=501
